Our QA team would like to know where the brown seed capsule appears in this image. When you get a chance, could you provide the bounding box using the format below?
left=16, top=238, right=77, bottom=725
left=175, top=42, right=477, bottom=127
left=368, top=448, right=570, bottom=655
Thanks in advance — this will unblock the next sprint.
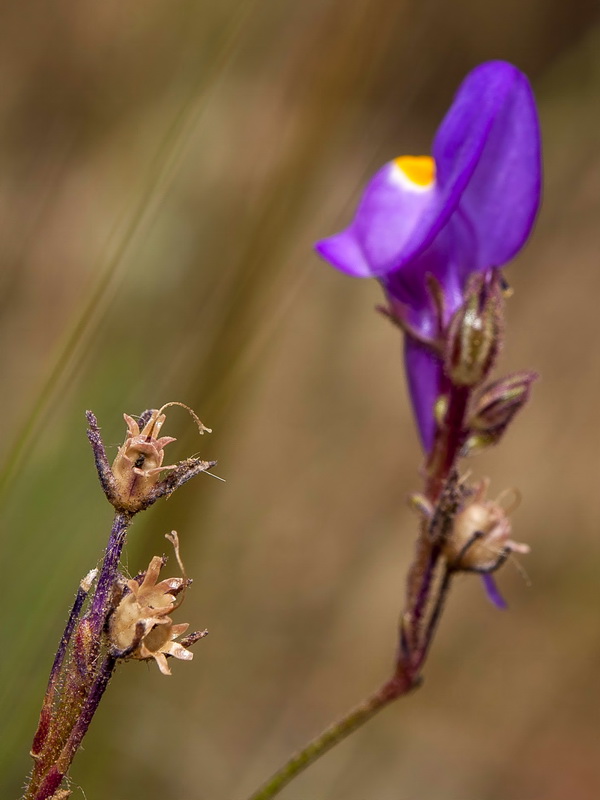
left=444, top=478, right=529, bottom=573
left=111, top=410, right=177, bottom=512
left=110, top=403, right=211, bottom=513
left=109, top=532, right=204, bottom=675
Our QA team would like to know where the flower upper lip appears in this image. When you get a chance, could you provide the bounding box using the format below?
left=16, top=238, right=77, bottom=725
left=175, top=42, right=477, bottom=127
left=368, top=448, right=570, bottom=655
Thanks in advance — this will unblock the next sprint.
left=315, top=60, right=542, bottom=452
left=316, top=60, right=541, bottom=283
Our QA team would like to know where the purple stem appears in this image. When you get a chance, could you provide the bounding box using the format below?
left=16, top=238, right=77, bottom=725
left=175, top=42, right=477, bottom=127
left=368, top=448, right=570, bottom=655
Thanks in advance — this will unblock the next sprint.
left=415, top=567, right=452, bottom=670
left=85, top=411, right=118, bottom=503
left=32, top=768, right=62, bottom=800
left=401, top=379, right=471, bottom=675
left=87, top=511, right=130, bottom=631
left=426, top=384, right=470, bottom=501
left=48, top=585, right=89, bottom=685
left=27, top=504, right=129, bottom=797
left=406, top=544, right=441, bottom=658
left=32, top=656, right=117, bottom=800
left=31, top=582, right=90, bottom=757
left=60, top=655, right=116, bottom=766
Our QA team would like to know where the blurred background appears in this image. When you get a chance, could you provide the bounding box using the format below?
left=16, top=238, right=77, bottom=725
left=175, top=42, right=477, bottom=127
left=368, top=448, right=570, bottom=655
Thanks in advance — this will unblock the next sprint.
left=1, top=0, right=599, bottom=798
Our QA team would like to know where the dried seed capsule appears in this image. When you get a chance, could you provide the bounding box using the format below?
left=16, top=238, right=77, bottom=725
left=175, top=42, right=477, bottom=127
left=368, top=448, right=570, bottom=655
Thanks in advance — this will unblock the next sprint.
left=444, top=478, right=529, bottom=573
left=108, top=532, right=205, bottom=676
left=110, top=402, right=211, bottom=513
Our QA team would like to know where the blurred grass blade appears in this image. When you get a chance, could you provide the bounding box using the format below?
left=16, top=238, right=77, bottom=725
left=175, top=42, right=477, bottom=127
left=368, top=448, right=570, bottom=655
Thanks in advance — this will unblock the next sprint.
left=0, top=0, right=259, bottom=503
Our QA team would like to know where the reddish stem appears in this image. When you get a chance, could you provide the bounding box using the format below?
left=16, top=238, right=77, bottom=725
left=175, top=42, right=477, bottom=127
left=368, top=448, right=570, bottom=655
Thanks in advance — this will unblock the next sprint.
left=425, top=384, right=470, bottom=501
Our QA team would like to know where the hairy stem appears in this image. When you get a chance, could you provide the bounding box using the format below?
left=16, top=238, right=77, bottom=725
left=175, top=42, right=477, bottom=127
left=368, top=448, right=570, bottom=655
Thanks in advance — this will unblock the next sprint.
left=24, top=514, right=129, bottom=800
left=425, top=384, right=470, bottom=501
left=87, top=512, right=130, bottom=630
left=30, top=580, right=92, bottom=759
left=413, top=567, right=452, bottom=671
left=28, top=657, right=116, bottom=800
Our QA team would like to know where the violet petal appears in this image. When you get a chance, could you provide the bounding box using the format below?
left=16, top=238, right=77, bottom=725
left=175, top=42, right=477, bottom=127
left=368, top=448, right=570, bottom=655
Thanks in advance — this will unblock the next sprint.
left=482, top=573, right=508, bottom=609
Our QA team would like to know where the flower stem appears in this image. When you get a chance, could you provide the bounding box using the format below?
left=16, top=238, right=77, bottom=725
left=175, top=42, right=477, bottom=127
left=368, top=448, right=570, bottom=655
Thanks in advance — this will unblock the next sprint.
left=30, top=579, right=92, bottom=759
left=244, top=673, right=415, bottom=800
left=87, top=511, right=130, bottom=630
left=243, top=382, right=467, bottom=800
left=426, top=384, right=470, bottom=501
left=23, top=514, right=129, bottom=800
left=415, top=568, right=452, bottom=670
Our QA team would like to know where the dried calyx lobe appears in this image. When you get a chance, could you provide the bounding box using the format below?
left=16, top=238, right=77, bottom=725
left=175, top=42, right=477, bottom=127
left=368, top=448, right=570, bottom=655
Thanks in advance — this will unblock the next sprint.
left=25, top=406, right=215, bottom=800
left=84, top=404, right=215, bottom=673
left=86, top=402, right=215, bottom=513
left=108, top=530, right=208, bottom=675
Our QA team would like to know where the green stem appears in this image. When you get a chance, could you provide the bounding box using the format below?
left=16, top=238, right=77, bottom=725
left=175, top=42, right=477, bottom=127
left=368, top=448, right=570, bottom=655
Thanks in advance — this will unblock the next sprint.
left=245, top=673, right=415, bottom=800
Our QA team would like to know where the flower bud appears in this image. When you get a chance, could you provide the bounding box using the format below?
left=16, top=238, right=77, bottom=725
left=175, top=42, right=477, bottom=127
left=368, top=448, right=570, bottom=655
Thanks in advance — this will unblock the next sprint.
left=444, top=478, right=529, bottom=573
left=444, top=272, right=503, bottom=387
left=468, top=371, right=537, bottom=444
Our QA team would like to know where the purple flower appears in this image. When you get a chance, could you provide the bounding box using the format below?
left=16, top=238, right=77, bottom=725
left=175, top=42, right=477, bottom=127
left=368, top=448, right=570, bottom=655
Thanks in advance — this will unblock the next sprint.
left=316, top=61, right=542, bottom=451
